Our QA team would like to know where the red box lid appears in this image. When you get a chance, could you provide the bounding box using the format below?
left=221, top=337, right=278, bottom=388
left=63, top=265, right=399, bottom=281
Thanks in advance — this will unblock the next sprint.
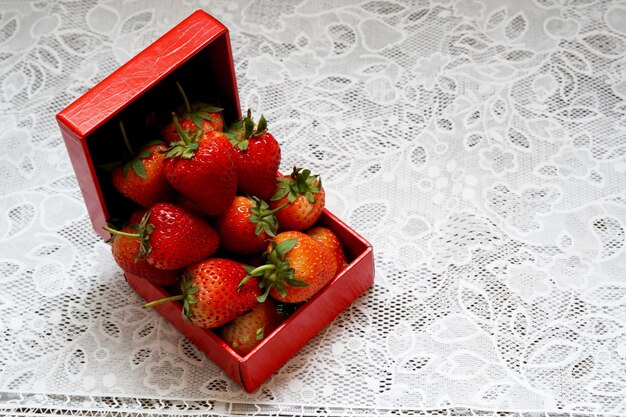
left=57, top=10, right=240, bottom=239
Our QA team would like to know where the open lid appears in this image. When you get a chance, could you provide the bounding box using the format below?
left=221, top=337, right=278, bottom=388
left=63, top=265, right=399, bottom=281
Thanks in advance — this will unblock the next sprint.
left=56, top=10, right=241, bottom=238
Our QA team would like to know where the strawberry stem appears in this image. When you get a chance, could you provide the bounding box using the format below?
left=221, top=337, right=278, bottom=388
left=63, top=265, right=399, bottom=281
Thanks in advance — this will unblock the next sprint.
left=266, top=201, right=289, bottom=215
left=248, top=264, right=276, bottom=276
left=172, top=114, right=192, bottom=145
left=119, top=120, right=134, bottom=155
left=103, top=225, right=140, bottom=239
left=143, top=294, right=186, bottom=309
left=240, top=238, right=305, bottom=302
left=162, top=115, right=201, bottom=160
left=176, top=81, right=191, bottom=113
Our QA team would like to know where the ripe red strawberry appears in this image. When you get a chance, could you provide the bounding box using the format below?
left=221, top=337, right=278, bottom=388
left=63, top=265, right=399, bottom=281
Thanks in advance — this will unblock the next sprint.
left=163, top=115, right=237, bottom=217
left=144, top=258, right=260, bottom=329
left=220, top=298, right=284, bottom=356
left=270, top=167, right=325, bottom=231
left=105, top=224, right=179, bottom=286
left=128, top=208, right=147, bottom=225
left=174, top=194, right=206, bottom=218
left=109, top=121, right=175, bottom=208
left=227, top=110, right=281, bottom=201
left=307, top=226, right=349, bottom=271
left=215, top=196, right=281, bottom=255
left=161, top=82, right=224, bottom=143
left=242, top=231, right=337, bottom=303
left=162, top=114, right=224, bottom=144
left=105, top=202, right=219, bottom=270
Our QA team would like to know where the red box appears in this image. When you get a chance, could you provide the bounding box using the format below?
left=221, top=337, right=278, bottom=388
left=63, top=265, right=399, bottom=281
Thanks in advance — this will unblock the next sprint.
left=56, top=10, right=374, bottom=393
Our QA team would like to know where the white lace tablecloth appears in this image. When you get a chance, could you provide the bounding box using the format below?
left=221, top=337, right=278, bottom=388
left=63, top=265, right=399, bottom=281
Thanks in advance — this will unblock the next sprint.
left=2, top=0, right=626, bottom=415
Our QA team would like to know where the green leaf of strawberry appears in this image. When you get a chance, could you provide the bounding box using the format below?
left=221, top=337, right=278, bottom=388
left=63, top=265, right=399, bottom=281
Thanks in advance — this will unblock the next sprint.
left=175, top=81, right=224, bottom=129
left=162, top=115, right=203, bottom=160
left=239, top=238, right=301, bottom=302
left=248, top=196, right=284, bottom=238
left=255, top=115, right=267, bottom=135
left=185, top=103, right=224, bottom=129
left=193, top=103, right=224, bottom=114
left=275, top=238, right=297, bottom=257
left=102, top=122, right=164, bottom=179
left=133, top=211, right=155, bottom=261
left=271, top=166, right=322, bottom=203
left=226, top=109, right=270, bottom=152
left=129, top=157, right=147, bottom=179
left=180, top=273, right=199, bottom=319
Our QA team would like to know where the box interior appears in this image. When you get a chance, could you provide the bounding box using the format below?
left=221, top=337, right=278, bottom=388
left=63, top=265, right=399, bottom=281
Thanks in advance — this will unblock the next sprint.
left=86, top=34, right=240, bottom=225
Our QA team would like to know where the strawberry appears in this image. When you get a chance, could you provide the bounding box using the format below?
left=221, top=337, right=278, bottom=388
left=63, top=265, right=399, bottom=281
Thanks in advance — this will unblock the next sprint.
left=270, top=167, right=325, bottom=231
left=128, top=208, right=147, bottom=225
left=105, top=223, right=179, bottom=286
left=163, top=115, right=237, bottom=217
left=227, top=110, right=281, bottom=201
left=104, top=202, right=219, bottom=270
left=162, top=116, right=224, bottom=145
left=242, top=231, right=337, bottom=303
left=110, top=121, right=175, bottom=208
left=161, top=81, right=224, bottom=143
left=174, top=194, right=206, bottom=218
left=220, top=298, right=284, bottom=356
left=306, top=226, right=349, bottom=271
left=214, top=196, right=282, bottom=255
left=144, top=258, right=260, bottom=328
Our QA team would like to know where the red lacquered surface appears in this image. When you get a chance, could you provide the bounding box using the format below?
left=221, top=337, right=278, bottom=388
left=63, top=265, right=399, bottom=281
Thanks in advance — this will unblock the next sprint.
left=59, top=123, right=109, bottom=239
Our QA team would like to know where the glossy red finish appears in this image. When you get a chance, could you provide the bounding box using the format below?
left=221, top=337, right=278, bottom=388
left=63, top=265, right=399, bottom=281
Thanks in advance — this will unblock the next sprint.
left=57, top=10, right=241, bottom=239
left=57, top=10, right=374, bottom=393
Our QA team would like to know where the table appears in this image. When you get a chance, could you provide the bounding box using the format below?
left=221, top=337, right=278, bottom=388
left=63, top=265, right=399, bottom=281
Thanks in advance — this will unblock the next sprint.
left=1, top=0, right=626, bottom=415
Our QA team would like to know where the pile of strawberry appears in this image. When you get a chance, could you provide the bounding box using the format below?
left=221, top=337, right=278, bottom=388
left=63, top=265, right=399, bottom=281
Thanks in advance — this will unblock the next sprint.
left=104, top=84, right=348, bottom=356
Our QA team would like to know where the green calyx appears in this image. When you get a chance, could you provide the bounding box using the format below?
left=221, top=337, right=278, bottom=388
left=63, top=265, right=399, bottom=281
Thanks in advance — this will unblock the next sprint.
left=162, top=114, right=202, bottom=159
left=176, top=81, right=223, bottom=129
left=122, top=149, right=151, bottom=180
left=179, top=273, right=199, bottom=319
left=103, top=211, right=155, bottom=262
left=122, top=139, right=166, bottom=179
left=271, top=167, right=322, bottom=204
left=248, top=196, right=287, bottom=238
left=225, top=109, right=268, bottom=151
left=238, top=238, right=308, bottom=302
left=183, top=103, right=224, bottom=129
left=100, top=121, right=163, bottom=179
left=133, top=211, right=155, bottom=261
left=143, top=273, right=197, bottom=320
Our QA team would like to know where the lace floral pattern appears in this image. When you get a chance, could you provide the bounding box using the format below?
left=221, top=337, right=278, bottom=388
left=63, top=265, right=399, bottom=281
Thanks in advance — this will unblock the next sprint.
left=1, top=0, right=626, bottom=415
